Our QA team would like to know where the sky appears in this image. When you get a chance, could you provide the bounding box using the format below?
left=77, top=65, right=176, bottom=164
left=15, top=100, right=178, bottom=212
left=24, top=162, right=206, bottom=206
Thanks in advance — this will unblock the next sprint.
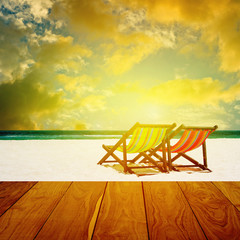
left=0, top=0, right=240, bottom=130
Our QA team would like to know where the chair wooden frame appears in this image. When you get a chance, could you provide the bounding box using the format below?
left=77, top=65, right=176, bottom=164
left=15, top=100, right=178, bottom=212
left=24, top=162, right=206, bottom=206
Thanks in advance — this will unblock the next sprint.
left=98, top=122, right=176, bottom=175
left=164, top=124, right=218, bottom=172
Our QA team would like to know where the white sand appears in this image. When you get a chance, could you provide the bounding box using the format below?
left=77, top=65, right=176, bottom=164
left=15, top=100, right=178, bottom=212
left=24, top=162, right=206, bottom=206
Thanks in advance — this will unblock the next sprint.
left=0, top=139, right=240, bottom=181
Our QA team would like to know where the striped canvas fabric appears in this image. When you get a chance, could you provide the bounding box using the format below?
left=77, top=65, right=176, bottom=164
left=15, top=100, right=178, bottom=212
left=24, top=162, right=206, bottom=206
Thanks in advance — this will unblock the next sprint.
left=117, top=127, right=167, bottom=153
left=170, top=129, right=213, bottom=153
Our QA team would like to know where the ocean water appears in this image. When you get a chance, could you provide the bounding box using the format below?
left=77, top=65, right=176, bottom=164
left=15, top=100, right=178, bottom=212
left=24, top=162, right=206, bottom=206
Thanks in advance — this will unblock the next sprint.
left=0, top=130, right=239, bottom=140
left=0, top=130, right=124, bottom=140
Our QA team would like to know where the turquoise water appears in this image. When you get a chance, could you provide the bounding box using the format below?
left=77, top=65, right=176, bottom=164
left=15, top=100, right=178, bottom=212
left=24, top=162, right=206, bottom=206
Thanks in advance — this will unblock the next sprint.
left=0, top=130, right=239, bottom=140
left=0, top=130, right=124, bottom=140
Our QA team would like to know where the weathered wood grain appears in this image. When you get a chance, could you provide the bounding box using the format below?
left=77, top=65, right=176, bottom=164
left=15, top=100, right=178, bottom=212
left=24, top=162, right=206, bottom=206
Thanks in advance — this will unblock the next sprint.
left=35, top=182, right=106, bottom=240
left=213, top=182, right=240, bottom=212
left=179, top=182, right=240, bottom=240
left=1, top=181, right=240, bottom=240
left=92, top=182, right=148, bottom=240
left=0, top=182, right=70, bottom=240
left=0, top=182, right=37, bottom=216
left=143, top=182, right=206, bottom=240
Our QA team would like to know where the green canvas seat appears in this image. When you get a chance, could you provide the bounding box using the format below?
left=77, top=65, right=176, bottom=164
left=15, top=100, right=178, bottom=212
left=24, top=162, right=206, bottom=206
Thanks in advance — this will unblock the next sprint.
left=98, top=122, right=176, bottom=175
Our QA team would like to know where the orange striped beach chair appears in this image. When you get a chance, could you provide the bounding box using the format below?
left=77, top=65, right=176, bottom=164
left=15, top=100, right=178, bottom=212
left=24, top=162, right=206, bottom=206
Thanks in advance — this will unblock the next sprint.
left=98, top=122, right=176, bottom=174
left=163, top=125, right=218, bottom=172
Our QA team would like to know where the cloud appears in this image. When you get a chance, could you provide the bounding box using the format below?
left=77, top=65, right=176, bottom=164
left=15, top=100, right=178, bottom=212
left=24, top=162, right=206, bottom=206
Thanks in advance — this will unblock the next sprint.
left=26, top=0, right=53, bottom=22
left=203, top=7, right=240, bottom=72
left=0, top=1, right=70, bottom=83
left=0, top=19, right=33, bottom=82
left=80, top=95, right=106, bottom=112
left=112, top=77, right=240, bottom=107
left=40, top=30, right=61, bottom=43
left=147, top=78, right=240, bottom=106
left=57, top=74, right=100, bottom=94
left=1, top=0, right=53, bottom=23
left=102, top=26, right=175, bottom=74
left=0, top=15, right=94, bottom=130
left=114, top=0, right=240, bottom=73
left=114, top=0, right=227, bottom=25
left=36, top=36, right=92, bottom=73
left=46, top=91, right=107, bottom=130
left=0, top=72, right=63, bottom=130
left=51, top=0, right=117, bottom=37
left=166, top=104, right=230, bottom=129
left=51, top=0, right=176, bottom=75
left=49, top=72, right=107, bottom=129
left=105, top=77, right=240, bottom=129
left=117, top=8, right=176, bottom=48
left=104, top=33, right=162, bottom=74
left=1, top=0, right=240, bottom=130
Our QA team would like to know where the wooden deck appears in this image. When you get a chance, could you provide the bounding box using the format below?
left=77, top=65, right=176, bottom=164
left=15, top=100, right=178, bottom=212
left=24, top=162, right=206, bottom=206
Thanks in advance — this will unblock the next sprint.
left=0, top=182, right=240, bottom=239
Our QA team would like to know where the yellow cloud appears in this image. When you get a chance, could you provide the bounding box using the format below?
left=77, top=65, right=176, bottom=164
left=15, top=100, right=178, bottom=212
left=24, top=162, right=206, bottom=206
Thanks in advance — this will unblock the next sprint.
left=147, top=78, right=239, bottom=106
left=112, top=77, right=240, bottom=107
left=0, top=20, right=33, bottom=83
left=52, top=1, right=176, bottom=75
left=52, top=0, right=117, bottom=37
left=57, top=74, right=98, bottom=93
left=104, top=33, right=162, bottom=74
left=112, top=81, right=143, bottom=93
left=36, top=36, right=92, bottom=72
left=80, top=95, right=106, bottom=112
left=57, top=74, right=80, bottom=92
left=0, top=31, right=94, bottom=130
left=115, top=0, right=240, bottom=73
left=0, top=73, right=63, bottom=130
left=204, top=7, right=240, bottom=72
left=115, top=0, right=228, bottom=25
left=104, top=77, right=240, bottom=129
left=223, top=82, right=240, bottom=102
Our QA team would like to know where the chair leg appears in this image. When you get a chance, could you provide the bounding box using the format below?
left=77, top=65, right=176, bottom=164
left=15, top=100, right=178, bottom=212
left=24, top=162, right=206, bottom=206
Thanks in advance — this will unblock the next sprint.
left=180, top=153, right=211, bottom=171
left=100, top=145, right=135, bottom=174
left=98, top=144, right=122, bottom=165
left=98, top=138, right=170, bottom=174
left=97, top=144, right=112, bottom=165
left=167, top=153, right=181, bottom=171
left=165, top=140, right=211, bottom=172
left=141, top=152, right=165, bottom=172
left=169, top=152, right=211, bottom=172
left=166, top=137, right=172, bottom=171
left=202, top=141, right=208, bottom=167
left=123, top=138, right=127, bottom=173
left=139, top=141, right=168, bottom=170
left=161, top=139, right=168, bottom=172
left=139, top=151, right=163, bottom=164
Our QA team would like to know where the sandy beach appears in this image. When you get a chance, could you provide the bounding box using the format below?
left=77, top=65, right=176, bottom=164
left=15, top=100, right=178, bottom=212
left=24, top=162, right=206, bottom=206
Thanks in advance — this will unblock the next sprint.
left=0, top=138, right=240, bottom=181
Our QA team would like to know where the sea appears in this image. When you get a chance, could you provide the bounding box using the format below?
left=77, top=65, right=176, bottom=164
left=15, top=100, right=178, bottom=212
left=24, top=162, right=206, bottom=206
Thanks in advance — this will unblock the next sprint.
left=0, top=130, right=240, bottom=140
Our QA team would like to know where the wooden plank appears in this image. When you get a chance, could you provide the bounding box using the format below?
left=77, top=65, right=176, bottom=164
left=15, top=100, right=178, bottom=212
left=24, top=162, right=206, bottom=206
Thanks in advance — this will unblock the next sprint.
left=35, top=182, right=106, bottom=240
left=0, top=182, right=70, bottom=240
left=213, top=182, right=240, bottom=212
left=179, top=182, right=240, bottom=240
left=143, top=182, right=206, bottom=240
left=0, top=182, right=37, bottom=216
left=92, top=182, right=148, bottom=240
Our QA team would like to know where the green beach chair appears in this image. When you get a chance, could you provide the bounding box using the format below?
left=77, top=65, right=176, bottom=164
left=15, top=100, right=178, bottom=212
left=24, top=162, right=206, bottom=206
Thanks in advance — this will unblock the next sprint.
left=98, top=122, right=176, bottom=175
